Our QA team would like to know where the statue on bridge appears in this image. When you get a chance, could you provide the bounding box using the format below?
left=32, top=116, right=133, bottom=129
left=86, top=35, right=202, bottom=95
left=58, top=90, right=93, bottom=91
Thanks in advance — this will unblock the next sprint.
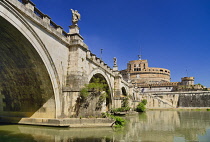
left=70, top=9, right=81, bottom=25
left=113, top=57, right=118, bottom=71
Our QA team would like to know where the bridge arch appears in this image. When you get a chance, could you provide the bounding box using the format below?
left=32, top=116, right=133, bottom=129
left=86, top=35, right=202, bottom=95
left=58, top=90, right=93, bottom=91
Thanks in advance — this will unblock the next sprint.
left=121, top=87, right=128, bottom=97
left=88, top=69, right=113, bottom=101
left=0, top=1, right=61, bottom=118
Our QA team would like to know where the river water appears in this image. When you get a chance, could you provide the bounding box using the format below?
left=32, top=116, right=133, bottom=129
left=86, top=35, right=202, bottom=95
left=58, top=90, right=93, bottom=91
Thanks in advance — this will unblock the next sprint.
left=0, top=110, right=210, bottom=142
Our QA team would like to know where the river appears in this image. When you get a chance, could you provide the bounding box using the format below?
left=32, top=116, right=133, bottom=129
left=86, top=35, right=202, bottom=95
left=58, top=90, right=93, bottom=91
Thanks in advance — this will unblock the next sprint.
left=0, top=110, right=210, bottom=142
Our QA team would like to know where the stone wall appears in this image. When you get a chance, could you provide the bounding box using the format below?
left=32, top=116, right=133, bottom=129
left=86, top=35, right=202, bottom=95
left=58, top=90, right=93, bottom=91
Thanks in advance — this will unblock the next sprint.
left=178, top=92, right=210, bottom=107
left=140, top=91, right=210, bottom=108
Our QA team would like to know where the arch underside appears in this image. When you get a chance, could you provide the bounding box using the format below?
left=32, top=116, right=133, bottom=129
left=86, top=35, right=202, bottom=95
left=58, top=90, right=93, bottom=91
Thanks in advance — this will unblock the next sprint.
left=88, top=69, right=113, bottom=94
left=0, top=16, right=55, bottom=119
left=121, top=87, right=127, bottom=96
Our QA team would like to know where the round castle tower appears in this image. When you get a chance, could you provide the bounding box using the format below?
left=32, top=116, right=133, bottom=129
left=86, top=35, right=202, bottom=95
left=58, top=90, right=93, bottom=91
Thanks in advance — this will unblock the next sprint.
left=121, top=59, right=170, bottom=85
left=181, top=77, right=194, bottom=85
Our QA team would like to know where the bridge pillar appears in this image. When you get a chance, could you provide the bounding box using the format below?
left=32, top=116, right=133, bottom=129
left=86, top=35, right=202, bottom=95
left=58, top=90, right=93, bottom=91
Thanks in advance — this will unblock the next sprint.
left=61, top=25, right=89, bottom=117
left=112, top=72, right=123, bottom=108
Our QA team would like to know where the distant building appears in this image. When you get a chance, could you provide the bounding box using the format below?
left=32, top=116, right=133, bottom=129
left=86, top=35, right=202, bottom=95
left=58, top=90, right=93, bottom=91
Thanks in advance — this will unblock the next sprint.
left=120, top=59, right=170, bottom=85
left=180, top=77, right=194, bottom=85
left=120, top=58, right=207, bottom=93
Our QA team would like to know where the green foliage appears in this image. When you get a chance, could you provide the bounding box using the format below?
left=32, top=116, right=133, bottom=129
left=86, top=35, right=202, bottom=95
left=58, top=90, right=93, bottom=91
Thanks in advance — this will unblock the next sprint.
left=141, top=99, right=147, bottom=105
left=101, top=112, right=108, bottom=118
left=207, top=109, right=210, bottom=111
left=111, top=107, right=131, bottom=113
left=80, top=77, right=108, bottom=102
left=197, top=83, right=204, bottom=87
left=136, top=102, right=146, bottom=112
left=122, top=97, right=129, bottom=108
left=96, top=92, right=107, bottom=110
left=87, top=77, right=108, bottom=93
left=114, top=116, right=126, bottom=127
left=80, top=87, right=89, bottom=101
left=136, top=99, right=147, bottom=112
left=110, top=96, right=131, bottom=113
left=101, top=112, right=126, bottom=127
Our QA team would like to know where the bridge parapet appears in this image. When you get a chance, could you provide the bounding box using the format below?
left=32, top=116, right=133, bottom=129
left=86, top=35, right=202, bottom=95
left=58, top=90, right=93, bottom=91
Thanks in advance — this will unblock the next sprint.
left=7, top=0, right=113, bottom=75
left=86, top=50, right=114, bottom=76
left=7, top=0, right=70, bottom=44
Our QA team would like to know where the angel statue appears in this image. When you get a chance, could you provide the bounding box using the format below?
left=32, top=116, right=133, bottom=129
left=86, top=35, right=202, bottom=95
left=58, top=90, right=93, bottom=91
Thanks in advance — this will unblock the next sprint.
left=70, top=9, right=81, bottom=25
left=113, top=57, right=117, bottom=66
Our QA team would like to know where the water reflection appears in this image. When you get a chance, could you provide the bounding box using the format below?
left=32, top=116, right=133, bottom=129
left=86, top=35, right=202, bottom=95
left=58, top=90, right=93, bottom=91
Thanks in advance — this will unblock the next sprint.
left=0, top=111, right=210, bottom=142
left=122, top=110, right=210, bottom=142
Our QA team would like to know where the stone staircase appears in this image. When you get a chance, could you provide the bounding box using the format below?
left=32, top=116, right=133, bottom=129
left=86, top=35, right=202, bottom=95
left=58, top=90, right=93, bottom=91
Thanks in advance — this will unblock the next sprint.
left=146, top=94, right=175, bottom=108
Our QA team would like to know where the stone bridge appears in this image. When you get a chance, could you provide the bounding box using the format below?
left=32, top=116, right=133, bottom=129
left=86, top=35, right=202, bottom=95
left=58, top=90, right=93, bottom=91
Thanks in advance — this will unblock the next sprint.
left=0, top=0, right=135, bottom=123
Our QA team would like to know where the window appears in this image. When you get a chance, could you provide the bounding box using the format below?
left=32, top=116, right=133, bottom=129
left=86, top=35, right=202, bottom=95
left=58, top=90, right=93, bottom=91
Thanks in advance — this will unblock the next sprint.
left=134, top=68, right=141, bottom=71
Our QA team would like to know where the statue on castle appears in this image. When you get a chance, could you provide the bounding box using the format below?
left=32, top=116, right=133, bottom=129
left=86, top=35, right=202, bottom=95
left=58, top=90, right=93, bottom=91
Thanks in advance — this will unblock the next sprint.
left=70, top=9, right=81, bottom=25
left=113, top=57, right=117, bottom=66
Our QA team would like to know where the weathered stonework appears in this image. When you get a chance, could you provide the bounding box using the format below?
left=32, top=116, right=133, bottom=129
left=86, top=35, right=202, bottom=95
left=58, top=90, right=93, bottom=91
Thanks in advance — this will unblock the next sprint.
left=0, top=0, right=132, bottom=126
left=140, top=91, right=210, bottom=109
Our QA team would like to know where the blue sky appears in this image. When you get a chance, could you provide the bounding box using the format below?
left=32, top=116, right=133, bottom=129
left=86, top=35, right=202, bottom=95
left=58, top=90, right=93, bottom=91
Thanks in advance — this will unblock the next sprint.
left=32, top=0, right=210, bottom=87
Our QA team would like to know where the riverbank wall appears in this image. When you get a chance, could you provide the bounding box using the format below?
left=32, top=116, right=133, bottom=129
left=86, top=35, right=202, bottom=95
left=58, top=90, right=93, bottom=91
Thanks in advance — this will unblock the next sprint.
left=139, top=91, right=210, bottom=108
left=0, top=116, right=115, bottom=127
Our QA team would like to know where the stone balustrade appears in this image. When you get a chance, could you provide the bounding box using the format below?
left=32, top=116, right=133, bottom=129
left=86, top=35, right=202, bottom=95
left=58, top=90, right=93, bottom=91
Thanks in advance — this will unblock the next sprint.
left=9, top=0, right=116, bottom=77
left=8, top=0, right=70, bottom=44
left=86, top=50, right=114, bottom=76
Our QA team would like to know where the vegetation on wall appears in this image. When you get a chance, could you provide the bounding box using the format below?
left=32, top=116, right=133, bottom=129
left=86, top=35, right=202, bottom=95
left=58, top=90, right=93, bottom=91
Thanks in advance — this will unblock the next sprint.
left=122, top=97, right=129, bottom=108
left=111, top=97, right=131, bottom=113
left=80, top=77, right=108, bottom=102
left=75, top=76, right=110, bottom=117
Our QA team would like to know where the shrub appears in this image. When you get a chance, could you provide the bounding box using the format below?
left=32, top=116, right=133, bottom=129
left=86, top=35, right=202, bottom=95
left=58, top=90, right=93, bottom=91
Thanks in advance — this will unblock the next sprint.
left=101, top=112, right=126, bottom=127
left=141, top=99, right=147, bottom=105
left=79, top=77, right=109, bottom=103
left=114, top=116, right=126, bottom=127
left=136, top=99, right=147, bottom=112
left=136, top=102, right=146, bottom=112
left=111, top=106, right=131, bottom=113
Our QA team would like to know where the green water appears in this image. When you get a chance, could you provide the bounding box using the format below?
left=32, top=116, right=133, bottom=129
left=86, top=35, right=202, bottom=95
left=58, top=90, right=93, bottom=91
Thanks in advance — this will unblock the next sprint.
left=0, top=110, right=210, bottom=142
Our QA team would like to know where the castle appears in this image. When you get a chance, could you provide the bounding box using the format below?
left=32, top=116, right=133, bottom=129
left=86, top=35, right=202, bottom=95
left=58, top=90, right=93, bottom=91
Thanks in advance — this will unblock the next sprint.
left=120, top=58, right=206, bottom=92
